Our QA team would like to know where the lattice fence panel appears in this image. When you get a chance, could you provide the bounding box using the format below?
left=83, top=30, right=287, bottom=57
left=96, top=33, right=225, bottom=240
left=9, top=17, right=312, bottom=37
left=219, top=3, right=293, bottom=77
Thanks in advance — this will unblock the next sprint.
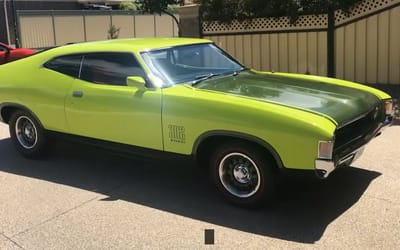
left=203, top=14, right=327, bottom=34
left=203, top=0, right=399, bottom=34
left=335, top=0, right=396, bottom=25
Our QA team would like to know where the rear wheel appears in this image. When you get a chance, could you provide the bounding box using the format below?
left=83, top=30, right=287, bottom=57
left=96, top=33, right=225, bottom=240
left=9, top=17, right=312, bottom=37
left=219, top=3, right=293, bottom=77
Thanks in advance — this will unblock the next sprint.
left=210, top=142, right=276, bottom=207
left=9, top=110, right=47, bottom=158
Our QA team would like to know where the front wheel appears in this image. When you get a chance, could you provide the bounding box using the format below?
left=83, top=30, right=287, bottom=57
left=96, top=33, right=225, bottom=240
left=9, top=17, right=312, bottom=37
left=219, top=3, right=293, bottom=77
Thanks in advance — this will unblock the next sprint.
left=9, top=110, right=47, bottom=158
left=210, top=142, right=276, bottom=207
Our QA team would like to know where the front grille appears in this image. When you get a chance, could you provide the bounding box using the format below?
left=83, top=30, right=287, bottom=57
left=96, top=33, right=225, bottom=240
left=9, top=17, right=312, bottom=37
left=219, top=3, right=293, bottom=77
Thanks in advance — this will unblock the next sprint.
left=333, top=103, right=384, bottom=161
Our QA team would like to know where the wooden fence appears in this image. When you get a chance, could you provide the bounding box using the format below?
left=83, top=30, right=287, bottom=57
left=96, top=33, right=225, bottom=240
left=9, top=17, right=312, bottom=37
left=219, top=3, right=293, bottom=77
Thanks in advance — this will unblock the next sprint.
left=17, top=10, right=179, bottom=48
left=203, top=0, right=400, bottom=85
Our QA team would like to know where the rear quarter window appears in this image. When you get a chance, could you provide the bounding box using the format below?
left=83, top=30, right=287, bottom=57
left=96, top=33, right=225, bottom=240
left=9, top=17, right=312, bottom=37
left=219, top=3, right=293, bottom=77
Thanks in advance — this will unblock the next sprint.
left=43, top=55, right=82, bottom=78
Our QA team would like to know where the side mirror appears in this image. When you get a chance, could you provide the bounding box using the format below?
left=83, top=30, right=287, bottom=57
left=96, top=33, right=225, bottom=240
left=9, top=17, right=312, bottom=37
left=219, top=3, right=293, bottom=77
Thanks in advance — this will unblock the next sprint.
left=126, top=76, right=146, bottom=89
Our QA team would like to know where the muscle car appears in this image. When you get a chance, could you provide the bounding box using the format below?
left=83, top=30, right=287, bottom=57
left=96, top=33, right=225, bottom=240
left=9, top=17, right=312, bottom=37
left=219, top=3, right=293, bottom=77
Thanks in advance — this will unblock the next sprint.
left=0, top=38, right=394, bottom=206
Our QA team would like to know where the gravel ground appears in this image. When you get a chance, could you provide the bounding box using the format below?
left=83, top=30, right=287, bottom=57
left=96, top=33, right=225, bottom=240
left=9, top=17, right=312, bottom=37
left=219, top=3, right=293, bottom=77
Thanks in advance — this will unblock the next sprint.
left=0, top=122, right=399, bottom=249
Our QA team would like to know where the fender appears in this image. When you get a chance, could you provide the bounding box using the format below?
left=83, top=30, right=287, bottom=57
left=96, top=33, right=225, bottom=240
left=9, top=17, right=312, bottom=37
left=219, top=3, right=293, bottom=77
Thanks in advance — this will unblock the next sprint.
left=192, top=130, right=284, bottom=169
left=0, top=102, right=44, bottom=128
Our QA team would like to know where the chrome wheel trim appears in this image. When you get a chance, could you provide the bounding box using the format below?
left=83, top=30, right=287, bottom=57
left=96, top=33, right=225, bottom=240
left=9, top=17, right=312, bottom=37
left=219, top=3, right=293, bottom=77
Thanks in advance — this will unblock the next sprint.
left=15, top=115, right=38, bottom=149
left=218, top=152, right=261, bottom=198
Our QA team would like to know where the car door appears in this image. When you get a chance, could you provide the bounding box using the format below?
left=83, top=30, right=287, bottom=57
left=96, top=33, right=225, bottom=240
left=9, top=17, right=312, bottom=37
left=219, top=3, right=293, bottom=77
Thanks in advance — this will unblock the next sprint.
left=40, top=54, right=83, bottom=132
left=65, top=52, right=163, bottom=150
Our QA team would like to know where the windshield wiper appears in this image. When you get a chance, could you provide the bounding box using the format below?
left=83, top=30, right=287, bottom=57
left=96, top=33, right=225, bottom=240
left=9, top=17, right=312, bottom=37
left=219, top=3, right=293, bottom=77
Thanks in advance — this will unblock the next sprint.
left=192, top=68, right=248, bottom=86
left=191, top=73, right=221, bottom=86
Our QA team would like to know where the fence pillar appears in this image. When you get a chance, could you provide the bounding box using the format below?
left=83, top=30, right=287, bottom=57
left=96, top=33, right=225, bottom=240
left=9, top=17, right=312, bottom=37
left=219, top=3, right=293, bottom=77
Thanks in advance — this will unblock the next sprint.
left=327, top=5, right=335, bottom=78
left=178, top=4, right=201, bottom=38
left=11, top=0, right=20, bottom=47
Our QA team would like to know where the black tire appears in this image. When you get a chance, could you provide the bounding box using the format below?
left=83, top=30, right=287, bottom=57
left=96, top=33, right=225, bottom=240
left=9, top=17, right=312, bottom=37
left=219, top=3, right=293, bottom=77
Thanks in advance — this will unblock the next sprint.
left=210, top=141, right=276, bottom=207
left=9, top=110, right=47, bottom=158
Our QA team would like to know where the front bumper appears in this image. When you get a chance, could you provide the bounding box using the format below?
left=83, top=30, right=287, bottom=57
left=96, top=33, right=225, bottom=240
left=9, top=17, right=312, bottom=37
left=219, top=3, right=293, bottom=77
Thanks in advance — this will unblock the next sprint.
left=315, top=119, right=392, bottom=179
left=315, top=146, right=365, bottom=178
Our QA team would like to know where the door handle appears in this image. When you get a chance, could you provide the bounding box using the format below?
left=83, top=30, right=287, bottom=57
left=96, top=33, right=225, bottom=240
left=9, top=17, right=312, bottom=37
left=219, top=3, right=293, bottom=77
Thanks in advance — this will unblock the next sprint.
left=72, top=91, right=83, bottom=97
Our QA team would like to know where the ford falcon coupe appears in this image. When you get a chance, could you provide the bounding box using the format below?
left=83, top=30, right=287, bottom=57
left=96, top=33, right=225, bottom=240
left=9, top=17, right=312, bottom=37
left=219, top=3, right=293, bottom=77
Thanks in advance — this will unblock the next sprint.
left=0, top=38, right=394, bottom=206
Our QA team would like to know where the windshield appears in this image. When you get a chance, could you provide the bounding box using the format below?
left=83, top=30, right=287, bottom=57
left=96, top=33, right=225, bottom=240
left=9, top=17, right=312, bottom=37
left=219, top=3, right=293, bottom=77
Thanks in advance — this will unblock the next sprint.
left=140, top=43, right=244, bottom=86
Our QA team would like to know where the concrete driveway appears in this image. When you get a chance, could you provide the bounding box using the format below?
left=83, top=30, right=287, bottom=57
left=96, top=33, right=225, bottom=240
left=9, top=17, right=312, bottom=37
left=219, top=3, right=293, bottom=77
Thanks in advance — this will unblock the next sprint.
left=0, top=122, right=399, bottom=249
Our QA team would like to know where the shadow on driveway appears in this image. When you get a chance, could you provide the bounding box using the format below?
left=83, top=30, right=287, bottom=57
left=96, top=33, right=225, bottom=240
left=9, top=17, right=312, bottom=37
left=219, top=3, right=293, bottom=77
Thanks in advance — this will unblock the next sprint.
left=0, top=138, right=381, bottom=243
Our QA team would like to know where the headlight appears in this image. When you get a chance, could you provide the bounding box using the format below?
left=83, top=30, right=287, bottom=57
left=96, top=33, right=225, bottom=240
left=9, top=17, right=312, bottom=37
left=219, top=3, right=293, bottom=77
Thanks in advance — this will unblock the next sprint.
left=318, top=141, right=334, bottom=159
left=384, top=99, right=394, bottom=115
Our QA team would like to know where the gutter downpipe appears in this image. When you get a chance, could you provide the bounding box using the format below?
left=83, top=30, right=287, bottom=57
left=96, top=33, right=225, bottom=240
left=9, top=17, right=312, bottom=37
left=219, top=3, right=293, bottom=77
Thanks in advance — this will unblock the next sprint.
left=3, top=0, right=11, bottom=45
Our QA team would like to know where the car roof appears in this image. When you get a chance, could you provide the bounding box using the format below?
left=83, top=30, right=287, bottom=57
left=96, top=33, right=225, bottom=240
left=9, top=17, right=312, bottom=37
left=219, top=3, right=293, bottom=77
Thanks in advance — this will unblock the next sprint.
left=52, top=38, right=212, bottom=54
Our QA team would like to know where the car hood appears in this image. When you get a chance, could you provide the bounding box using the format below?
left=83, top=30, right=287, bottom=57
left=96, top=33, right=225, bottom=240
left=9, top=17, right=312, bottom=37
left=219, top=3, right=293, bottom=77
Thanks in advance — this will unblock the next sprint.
left=195, top=71, right=380, bottom=125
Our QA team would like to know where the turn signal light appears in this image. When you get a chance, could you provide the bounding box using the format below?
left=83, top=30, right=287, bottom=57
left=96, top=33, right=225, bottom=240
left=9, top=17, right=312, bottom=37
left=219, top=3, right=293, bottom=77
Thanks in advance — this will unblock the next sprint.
left=384, top=100, right=393, bottom=115
left=318, top=141, right=334, bottom=160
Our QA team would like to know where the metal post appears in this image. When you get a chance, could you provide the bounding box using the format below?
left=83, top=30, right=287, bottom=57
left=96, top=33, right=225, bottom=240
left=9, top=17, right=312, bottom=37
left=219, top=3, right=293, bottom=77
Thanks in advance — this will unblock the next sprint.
left=177, top=5, right=201, bottom=38
left=327, top=3, right=335, bottom=78
left=3, top=0, right=11, bottom=44
left=11, top=0, right=19, bottom=47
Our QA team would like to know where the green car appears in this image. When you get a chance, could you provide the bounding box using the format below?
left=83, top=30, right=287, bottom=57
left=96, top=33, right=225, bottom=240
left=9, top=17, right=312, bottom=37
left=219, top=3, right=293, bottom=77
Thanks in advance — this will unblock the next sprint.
left=0, top=38, right=394, bottom=206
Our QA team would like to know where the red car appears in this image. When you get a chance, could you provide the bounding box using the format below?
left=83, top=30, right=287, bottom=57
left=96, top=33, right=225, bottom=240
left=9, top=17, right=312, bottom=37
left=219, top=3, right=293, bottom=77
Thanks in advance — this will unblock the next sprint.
left=0, top=42, right=36, bottom=64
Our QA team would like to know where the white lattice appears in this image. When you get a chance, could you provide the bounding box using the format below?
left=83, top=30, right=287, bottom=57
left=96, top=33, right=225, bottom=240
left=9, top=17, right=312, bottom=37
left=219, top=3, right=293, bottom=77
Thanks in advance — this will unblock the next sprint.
left=202, top=0, right=399, bottom=34
left=335, top=0, right=397, bottom=25
left=203, top=14, right=327, bottom=34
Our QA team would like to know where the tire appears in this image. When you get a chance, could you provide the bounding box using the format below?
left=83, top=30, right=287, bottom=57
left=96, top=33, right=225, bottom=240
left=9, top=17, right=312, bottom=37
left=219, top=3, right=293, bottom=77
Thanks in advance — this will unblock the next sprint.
left=210, top=141, right=276, bottom=207
left=9, top=110, right=47, bottom=158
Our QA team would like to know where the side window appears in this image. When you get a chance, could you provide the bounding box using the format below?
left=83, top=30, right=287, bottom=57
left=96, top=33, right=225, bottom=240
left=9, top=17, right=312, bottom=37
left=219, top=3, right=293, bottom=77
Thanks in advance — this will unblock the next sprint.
left=80, top=53, right=144, bottom=86
left=44, top=55, right=82, bottom=78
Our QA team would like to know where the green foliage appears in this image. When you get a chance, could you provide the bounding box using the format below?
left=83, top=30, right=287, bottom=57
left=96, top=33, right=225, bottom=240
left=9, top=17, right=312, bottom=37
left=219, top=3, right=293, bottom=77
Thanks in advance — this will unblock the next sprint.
left=137, top=0, right=184, bottom=14
left=167, top=4, right=181, bottom=11
left=195, top=0, right=362, bottom=23
left=299, top=0, right=361, bottom=14
left=107, top=24, right=121, bottom=39
left=119, top=1, right=139, bottom=11
left=135, top=0, right=182, bottom=31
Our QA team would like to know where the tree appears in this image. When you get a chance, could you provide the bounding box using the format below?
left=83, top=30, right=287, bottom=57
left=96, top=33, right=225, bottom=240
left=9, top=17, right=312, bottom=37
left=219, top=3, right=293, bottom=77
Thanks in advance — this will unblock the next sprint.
left=195, top=0, right=361, bottom=23
left=136, top=0, right=184, bottom=35
left=108, top=24, right=120, bottom=39
left=119, top=1, right=139, bottom=11
left=137, top=0, right=184, bottom=14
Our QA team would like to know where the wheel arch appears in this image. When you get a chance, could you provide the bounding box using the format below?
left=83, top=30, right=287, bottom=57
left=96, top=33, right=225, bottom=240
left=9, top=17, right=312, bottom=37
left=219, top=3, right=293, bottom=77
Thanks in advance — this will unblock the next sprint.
left=0, top=103, right=44, bottom=127
left=193, top=130, right=284, bottom=170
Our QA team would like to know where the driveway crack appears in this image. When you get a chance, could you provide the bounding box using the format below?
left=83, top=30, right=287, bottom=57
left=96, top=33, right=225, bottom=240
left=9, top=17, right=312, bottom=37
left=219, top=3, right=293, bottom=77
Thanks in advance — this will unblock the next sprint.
left=367, top=194, right=399, bottom=205
left=2, top=233, right=25, bottom=249
left=10, top=195, right=102, bottom=238
left=10, top=182, right=128, bottom=239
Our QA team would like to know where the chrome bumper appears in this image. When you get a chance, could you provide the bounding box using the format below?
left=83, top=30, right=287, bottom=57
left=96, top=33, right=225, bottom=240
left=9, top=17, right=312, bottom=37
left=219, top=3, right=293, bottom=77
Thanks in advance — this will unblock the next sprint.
left=315, top=146, right=365, bottom=178
left=315, top=120, right=391, bottom=179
